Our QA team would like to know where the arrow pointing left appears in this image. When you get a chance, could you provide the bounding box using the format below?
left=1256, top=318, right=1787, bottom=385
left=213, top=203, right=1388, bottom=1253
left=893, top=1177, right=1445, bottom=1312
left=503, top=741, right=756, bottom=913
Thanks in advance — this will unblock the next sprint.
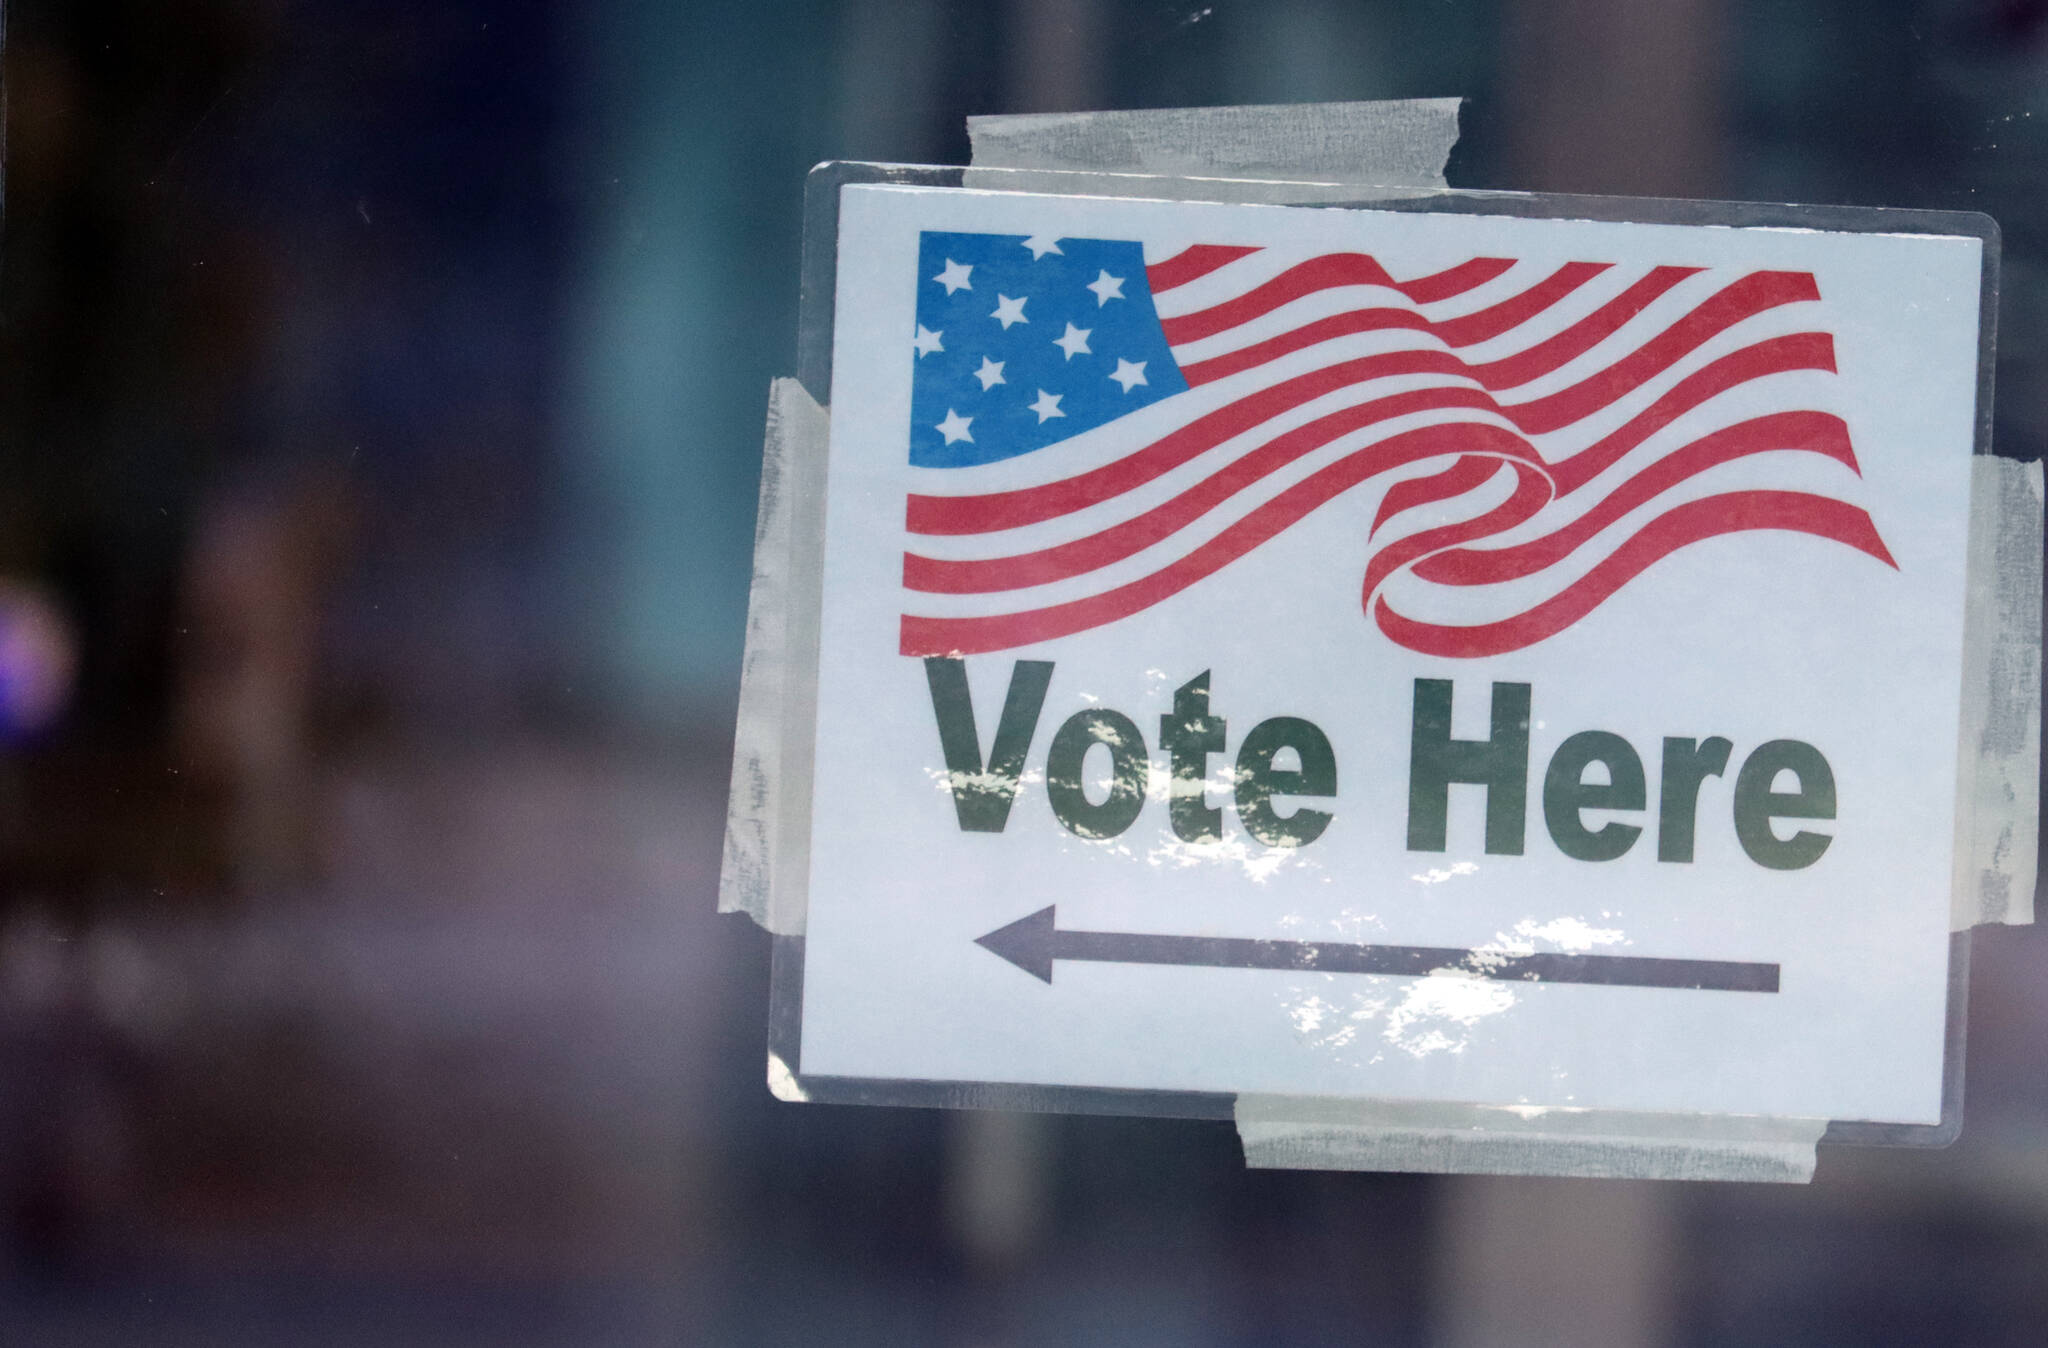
left=975, top=906, right=1779, bottom=993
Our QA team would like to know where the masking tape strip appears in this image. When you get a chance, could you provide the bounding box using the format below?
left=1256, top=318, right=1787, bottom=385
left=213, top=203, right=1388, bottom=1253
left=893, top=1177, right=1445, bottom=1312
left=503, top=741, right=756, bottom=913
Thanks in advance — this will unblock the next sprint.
left=1951, top=455, right=2043, bottom=930
left=958, top=164, right=1446, bottom=207
left=965, top=98, right=1460, bottom=189
left=1234, top=1096, right=1825, bottom=1183
left=719, top=377, right=829, bottom=936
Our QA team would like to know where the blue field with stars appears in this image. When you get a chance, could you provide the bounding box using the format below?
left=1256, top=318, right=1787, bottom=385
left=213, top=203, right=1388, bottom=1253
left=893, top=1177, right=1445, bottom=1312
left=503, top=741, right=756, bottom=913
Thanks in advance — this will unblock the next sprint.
left=908, top=231, right=1191, bottom=468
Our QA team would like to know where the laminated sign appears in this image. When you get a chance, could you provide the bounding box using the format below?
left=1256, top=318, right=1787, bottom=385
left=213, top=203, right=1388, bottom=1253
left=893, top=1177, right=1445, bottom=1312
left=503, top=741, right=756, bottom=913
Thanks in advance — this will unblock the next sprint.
left=739, top=164, right=2007, bottom=1143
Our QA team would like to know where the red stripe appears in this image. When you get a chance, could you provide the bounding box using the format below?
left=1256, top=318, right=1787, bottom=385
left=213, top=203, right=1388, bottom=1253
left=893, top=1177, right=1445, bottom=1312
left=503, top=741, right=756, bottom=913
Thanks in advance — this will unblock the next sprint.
left=907, top=325, right=1833, bottom=538
left=1358, top=462, right=1553, bottom=602
left=1180, top=308, right=1431, bottom=386
left=1506, top=271, right=1819, bottom=435
left=1413, top=413, right=1859, bottom=585
left=1374, top=492, right=1896, bottom=658
left=904, top=386, right=1512, bottom=593
left=907, top=406, right=1863, bottom=601
left=1374, top=455, right=1507, bottom=535
left=898, top=423, right=1534, bottom=656
left=907, top=348, right=1469, bottom=535
left=1461, top=266, right=1699, bottom=390
left=1179, top=263, right=1733, bottom=395
left=1546, top=333, right=1836, bottom=494
left=1161, top=254, right=1403, bottom=344
left=1146, top=244, right=1262, bottom=293
left=1153, top=253, right=1514, bottom=307
left=1179, top=262, right=1609, bottom=386
left=1430, top=262, right=1614, bottom=348
left=1400, top=257, right=1517, bottom=303
left=900, top=416, right=1885, bottom=654
left=1162, top=255, right=1557, bottom=346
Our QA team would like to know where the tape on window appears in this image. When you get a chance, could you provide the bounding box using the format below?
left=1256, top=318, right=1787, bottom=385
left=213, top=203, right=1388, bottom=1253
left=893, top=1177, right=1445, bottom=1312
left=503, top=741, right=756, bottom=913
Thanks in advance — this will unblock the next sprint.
left=1234, top=1095, right=1825, bottom=1183
left=1951, top=455, right=2042, bottom=930
left=720, top=378, right=828, bottom=937
left=965, top=98, right=1460, bottom=202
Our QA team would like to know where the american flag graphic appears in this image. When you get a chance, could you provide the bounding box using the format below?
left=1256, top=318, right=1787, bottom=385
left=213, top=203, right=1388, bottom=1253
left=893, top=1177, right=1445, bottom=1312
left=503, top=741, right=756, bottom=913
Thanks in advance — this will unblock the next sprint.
left=898, top=230, right=1895, bottom=659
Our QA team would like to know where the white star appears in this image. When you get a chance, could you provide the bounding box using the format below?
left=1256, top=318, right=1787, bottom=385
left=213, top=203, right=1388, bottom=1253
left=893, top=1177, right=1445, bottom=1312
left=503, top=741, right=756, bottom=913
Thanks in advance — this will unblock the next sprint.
left=932, top=258, right=973, bottom=294
left=1053, top=322, right=1092, bottom=360
left=1108, top=358, right=1149, bottom=392
left=1028, top=390, right=1065, bottom=423
left=1022, top=234, right=1063, bottom=259
left=912, top=324, right=943, bottom=357
left=935, top=409, right=974, bottom=444
left=973, top=356, right=1006, bottom=390
left=1086, top=270, right=1126, bottom=305
left=990, top=294, right=1028, bottom=329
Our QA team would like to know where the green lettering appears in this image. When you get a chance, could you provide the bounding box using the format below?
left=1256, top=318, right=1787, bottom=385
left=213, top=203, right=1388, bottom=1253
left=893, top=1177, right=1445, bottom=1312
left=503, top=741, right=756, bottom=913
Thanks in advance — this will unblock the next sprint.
left=1657, top=736, right=1732, bottom=863
left=1235, top=717, right=1336, bottom=847
left=1733, top=739, right=1835, bottom=870
left=1046, top=710, right=1148, bottom=840
left=1543, top=731, right=1646, bottom=862
left=1406, top=679, right=1530, bottom=855
left=923, top=657, right=1053, bottom=833
left=1160, top=671, right=1227, bottom=843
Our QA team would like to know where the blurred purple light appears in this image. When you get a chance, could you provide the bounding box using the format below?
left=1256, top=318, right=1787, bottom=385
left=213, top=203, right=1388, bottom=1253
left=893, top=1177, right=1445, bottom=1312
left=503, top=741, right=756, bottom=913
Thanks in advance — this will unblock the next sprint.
left=0, top=582, right=78, bottom=742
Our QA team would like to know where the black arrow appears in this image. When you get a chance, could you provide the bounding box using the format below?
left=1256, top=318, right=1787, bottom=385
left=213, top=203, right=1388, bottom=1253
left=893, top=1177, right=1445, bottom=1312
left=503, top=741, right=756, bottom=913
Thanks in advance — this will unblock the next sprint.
left=975, top=906, right=1778, bottom=993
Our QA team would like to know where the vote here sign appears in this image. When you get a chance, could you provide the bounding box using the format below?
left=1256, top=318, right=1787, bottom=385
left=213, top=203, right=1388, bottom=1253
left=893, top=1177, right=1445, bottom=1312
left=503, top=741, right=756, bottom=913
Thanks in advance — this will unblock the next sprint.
left=781, top=179, right=1993, bottom=1128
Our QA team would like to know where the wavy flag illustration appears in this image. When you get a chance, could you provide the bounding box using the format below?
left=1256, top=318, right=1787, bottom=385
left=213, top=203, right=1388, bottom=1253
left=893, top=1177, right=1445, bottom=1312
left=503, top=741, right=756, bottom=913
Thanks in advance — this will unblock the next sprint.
left=897, top=229, right=1895, bottom=659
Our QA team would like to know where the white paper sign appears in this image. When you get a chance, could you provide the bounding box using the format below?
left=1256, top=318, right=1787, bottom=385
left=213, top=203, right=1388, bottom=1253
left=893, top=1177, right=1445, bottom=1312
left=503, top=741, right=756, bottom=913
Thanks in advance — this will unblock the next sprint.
left=793, top=183, right=1987, bottom=1126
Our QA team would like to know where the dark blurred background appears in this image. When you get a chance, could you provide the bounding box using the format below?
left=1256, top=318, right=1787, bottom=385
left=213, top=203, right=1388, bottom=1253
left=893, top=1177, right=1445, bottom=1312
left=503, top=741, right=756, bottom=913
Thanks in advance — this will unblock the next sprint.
left=1, top=1, right=2046, bottom=1344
